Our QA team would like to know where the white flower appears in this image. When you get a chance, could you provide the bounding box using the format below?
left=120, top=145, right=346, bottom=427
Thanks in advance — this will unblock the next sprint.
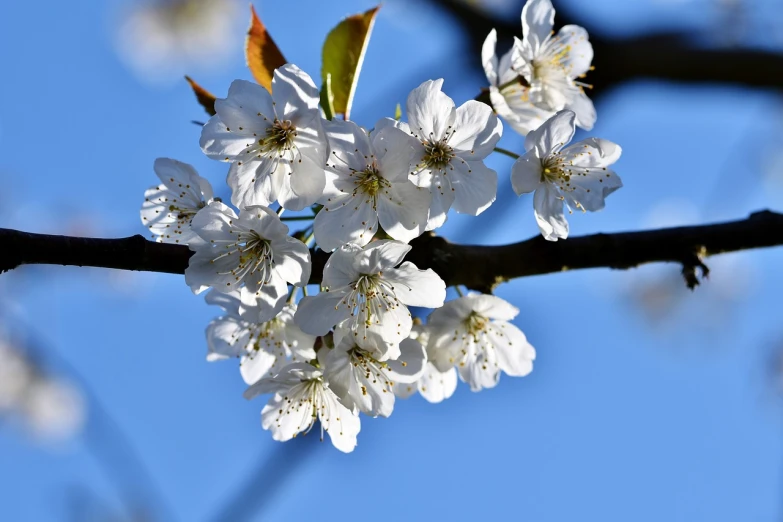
left=319, top=325, right=426, bottom=417
left=482, top=28, right=552, bottom=137
left=510, top=0, right=596, bottom=130
left=199, top=64, right=328, bottom=211
left=393, top=323, right=458, bottom=404
left=427, top=293, right=536, bottom=392
left=244, top=362, right=360, bottom=453
left=205, top=289, right=316, bottom=384
left=185, top=202, right=311, bottom=311
left=313, top=119, right=430, bottom=251
left=140, top=158, right=214, bottom=245
left=511, top=110, right=622, bottom=241
left=386, top=79, right=502, bottom=230
left=294, top=240, right=446, bottom=361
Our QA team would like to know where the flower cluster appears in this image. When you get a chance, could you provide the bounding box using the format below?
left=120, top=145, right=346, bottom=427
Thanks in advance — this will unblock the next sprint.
left=139, top=0, right=624, bottom=452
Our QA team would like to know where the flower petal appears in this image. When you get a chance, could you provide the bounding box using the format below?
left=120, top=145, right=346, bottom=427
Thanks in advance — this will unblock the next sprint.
left=533, top=183, right=569, bottom=241
left=406, top=79, right=455, bottom=142
left=521, top=0, right=556, bottom=54
left=295, top=290, right=350, bottom=335
left=377, top=182, right=430, bottom=244
left=449, top=160, right=497, bottom=216
left=450, top=101, right=502, bottom=159
left=511, top=151, right=543, bottom=195
left=524, top=110, right=576, bottom=156
left=383, top=262, right=446, bottom=308
left=482, top=29, right=499, bottom=87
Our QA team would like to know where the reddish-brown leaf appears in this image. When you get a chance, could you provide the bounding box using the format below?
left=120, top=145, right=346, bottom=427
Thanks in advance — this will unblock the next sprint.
left=245, top=5, right=287, bottom=92
left=184, top=76, right=216, bottom=116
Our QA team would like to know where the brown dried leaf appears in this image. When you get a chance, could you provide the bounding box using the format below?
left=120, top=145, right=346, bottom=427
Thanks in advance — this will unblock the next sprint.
left=245, top=4, right=287, bottom=92
left=184, top=76, right=216, bottom=116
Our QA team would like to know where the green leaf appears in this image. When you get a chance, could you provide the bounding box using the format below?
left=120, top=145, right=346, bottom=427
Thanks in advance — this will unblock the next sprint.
left=320, top=73, right=335, bottom=120
left=321, top=5, right=380, bottom=120
left=394, top=102, right=402, bottom=121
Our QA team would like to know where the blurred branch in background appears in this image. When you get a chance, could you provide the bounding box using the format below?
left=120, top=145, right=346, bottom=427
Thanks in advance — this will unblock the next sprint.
left=2, top=209, right=783, bottom=292
left=0, top=316, right=176, bottom=522
left=424, top=0, right=783, bottom=95
left=207, top=437, right=318, bottom=522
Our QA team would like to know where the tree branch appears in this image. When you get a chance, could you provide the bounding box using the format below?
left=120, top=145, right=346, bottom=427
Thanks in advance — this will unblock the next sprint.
left=2, top=210, right=782, bottom=292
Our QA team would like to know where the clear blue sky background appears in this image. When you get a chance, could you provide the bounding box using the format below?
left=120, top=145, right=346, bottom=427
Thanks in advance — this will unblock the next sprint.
left=2, top=0, right=783, bottom=520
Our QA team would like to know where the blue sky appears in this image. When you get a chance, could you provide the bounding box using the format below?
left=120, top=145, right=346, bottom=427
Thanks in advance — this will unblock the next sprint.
left=2, top=0, right=783, bottom=520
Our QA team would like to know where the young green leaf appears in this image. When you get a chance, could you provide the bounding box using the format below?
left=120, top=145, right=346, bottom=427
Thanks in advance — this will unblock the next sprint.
left=394, top=102, right=402, bottom=121
left=321, top=5, right=380, bottom=120
left=320, top=73, right=335, bottom=120
left=245, top=4, right=287, bottom=93
left=184, top=76, right=216, bottom=116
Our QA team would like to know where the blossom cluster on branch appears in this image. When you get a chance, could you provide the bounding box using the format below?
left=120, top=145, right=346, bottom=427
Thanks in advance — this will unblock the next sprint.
left=139, top=0, right=623, bottom=452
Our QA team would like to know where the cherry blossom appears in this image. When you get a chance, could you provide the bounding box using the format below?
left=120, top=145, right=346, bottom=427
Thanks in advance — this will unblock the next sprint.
left=510, top=0, right=596, bottom=130
left=205, top=289, right=316, bottom=384
left=140, top=158, right=214, bottom=245
left=244, top=362, right=360, bottom=453
left=319, top=325, right=426, bottom=417
left=426, top=293, right=536, bottom=391
left=482, top=28, right=552, bottom=137
left=393, top=323, right=458, bottom=404
left=294, top=240, right=446, bottom=361
left=313, top=119, right=430, bottom=251
left=511, top=110, right=622, bottom=241
left=200, top=64, right=328, bottom=210
left=383, top=79, right=502, bottom=230
left=185, top=203, right=311, bottom=312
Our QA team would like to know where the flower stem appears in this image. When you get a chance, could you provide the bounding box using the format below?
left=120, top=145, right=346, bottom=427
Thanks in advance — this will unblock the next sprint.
left=453, top=285, right=465, bottom=297
left=287, top=285, right=299, bottom=304
left=280, top=216, right=315, bottom=222
left=277, top=207, right=285, bottom=217
left=494, top=147, right=520, bottom=160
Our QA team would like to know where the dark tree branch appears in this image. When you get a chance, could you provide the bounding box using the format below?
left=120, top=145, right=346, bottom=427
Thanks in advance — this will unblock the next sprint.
left=3, top=210, right=782, bottom=293
left=426, top=0, right=783, bottom=94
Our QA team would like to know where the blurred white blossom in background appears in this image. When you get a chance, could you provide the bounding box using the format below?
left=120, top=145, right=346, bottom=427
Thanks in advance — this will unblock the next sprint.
left=0, top=336, right=85, bottom=442
left=113, top=0, right=243, bottom=85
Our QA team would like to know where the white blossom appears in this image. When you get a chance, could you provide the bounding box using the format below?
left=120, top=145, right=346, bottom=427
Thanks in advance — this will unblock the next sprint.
left=393, top=323, right=458, bottom=404
left=383, top=79, right=502, bottom=230
left=205, top=289, right=316, bottom=384
left=511, top=110, right=622, bottom=241
left=140, top=158, right=214, bottom=245
left=482, top=28, right=552, bottom=137
left=510, top=0, right=596, bottom=130
left=426, top=293, right=536, bottom=392
left=295, top=240, right=446, bottom=361
left=313, top=119, right=430, bottom=251
left=200, top=64, right=328, bottom=211
left=319, top=325, right=426, bottom=417
left=185, top=202, right=311, bottom=314
left=244, top=362, right=360, bottom=453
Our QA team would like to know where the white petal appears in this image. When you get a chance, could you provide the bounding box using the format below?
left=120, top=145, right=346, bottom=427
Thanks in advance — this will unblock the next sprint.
left=314, top=195, right=378, bottom=251
left=524, top=110, right=576, bottom=156
left=469, top=294, right=519, bottom=321
left=559, top=138, right=623, bottom=211
left=271, top=64, right=321, bottom=120
left=217, top=79, right=275, bottom=130
left=206, top=317, right=249, bottom=360
left=240, top=349, right=283, bottom=385
left=261, top=386, right=315, bottom=442
left=355, top=240, right=412, bottom=274
left=418, top=364, right=458, bottom=403
left=533, top=183, right=569, bottom=241
left=295, top=290, right=350, bottom=335
left=383, top=262, right=446, bottom=308
left=449, top=160, right=497, bottom=216
left=424, top=176, right=455, bottom=231
left=271, top=235, right=311, bottom=286
left=374, top=125, right=416, bottom=182
left=481, top=29, right=499, bottom=87
left=554, top=25, right=593, bottom=78
left=205, top=289, right=242, bottom=317
left=511, top=151, right=543, bottom=195
left=491, top=84, right=551, bottom=137
left=318, top=387, right=360, bottom=453
left=521, top=0, right=556, bottom=54
left=200, top=118, right=255, bottom=160
left=450, top=101, right=502, bottom=159
left=321, top=243, right=363, bottom=289
left=406, top=79, right=455, bottom=141
left=376, top=182, right=430, bottom=243
left=566, top=90, right=596, bottom=131
left=385, top=338, right=427, bottom=383
left=189, top=202, right=238, bottom=244
left=279, top=150, right=327, bottom=211
left=489, top=321, right=535, bottom=377
left=227, top=159, right=278, bottom=209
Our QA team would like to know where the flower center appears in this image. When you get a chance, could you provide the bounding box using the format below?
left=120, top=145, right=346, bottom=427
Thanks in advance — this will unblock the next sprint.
left=169, top=201, right=205, bottom=222
left=422, top=140, right=454, bottom=170
left=355, top=164, right=389, bottom=198
left=465, top=312, right=489, bottom=338
left=258, top=119, right=296, bottom=155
